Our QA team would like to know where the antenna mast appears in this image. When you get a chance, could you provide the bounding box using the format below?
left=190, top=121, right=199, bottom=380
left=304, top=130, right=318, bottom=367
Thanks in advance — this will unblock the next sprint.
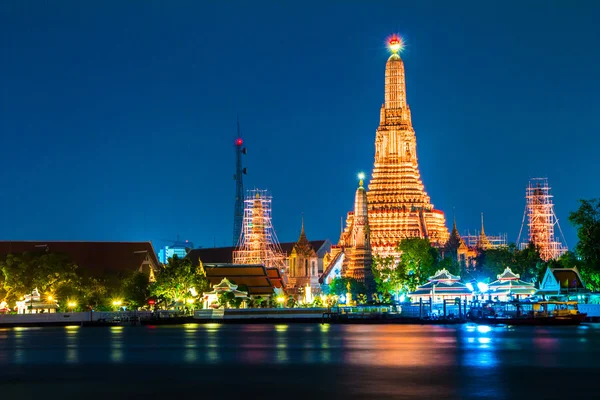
left=233, top=115, right=247, bottom=246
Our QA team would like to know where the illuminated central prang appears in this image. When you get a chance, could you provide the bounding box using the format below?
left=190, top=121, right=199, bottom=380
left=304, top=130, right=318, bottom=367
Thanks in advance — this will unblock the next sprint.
left=366, top=35, right=449, bottom=257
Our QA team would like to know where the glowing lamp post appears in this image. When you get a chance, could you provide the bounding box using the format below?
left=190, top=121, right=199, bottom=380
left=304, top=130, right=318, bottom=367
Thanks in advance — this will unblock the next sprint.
left=67, top=301, right=77, bottom=312
left=276, top=295, right=285, bottom=308
left=112, top=300, right=122, bottom=311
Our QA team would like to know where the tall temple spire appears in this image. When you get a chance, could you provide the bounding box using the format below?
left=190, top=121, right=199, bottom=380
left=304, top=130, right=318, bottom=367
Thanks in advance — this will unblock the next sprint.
left=477, top=212, right=492, bottom=250
left=480, top=213, right=486, bottom=235
left=366, top=34, right=449, bottom=258
left=345, top=174, right=375, bottom=292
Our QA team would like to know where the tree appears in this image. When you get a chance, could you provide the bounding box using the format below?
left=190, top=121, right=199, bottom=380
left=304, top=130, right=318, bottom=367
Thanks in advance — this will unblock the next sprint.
left=286, top=295, right=297, bottom=308
left=218, top=292, right=235, bottom=308
left=372, top=254, right=406, bottom=298
left=0, top=252, right=79, bottom=305
left=569, top=198, right=600, bottom=290
left=475, top=246, right=514, bottom=281
left=312, top=296, right=323, bottom=307
left=398, top=238, right=439, bottom=291
left=328, top=277, right=366, bottom=297
left=123, top=272, right=150, bottom=309
left=514, top=242, right=543, bottom=283
left=149, top=255, right=209, bottom=306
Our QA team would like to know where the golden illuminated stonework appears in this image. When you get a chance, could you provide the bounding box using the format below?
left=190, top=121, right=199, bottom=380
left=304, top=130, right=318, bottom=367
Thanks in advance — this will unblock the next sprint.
left=367, top=39, right=449, bottom=257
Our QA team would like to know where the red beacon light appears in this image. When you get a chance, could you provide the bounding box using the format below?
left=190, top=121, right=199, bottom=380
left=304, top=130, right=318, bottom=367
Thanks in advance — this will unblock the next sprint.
left=235, top=138, right=243, bottom=146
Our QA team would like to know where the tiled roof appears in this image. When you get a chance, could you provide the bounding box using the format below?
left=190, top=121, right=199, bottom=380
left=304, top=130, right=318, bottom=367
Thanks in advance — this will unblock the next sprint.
left=187, top=240, right=329, bottom=266
left=203, top=264, right=281, bottom=296
left=552, top=270, right=585, bottom=289
left=409, top=281, right=472, bottom=296
left=428, top=269, right=461, bottom=282
left=496, top=267, right=520, bottom=281
left=0, top=241, right=159, bottom=276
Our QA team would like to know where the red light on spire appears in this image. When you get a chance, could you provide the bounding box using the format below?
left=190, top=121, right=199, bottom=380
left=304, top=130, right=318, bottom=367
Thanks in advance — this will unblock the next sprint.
left=235, top=138, right=243, bottom=146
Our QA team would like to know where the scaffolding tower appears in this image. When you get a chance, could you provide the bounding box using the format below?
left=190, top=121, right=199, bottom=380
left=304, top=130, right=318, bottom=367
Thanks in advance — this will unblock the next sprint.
left=232, top=189, right=286, bottom=270
left=517, top=178, right=567, bottom=261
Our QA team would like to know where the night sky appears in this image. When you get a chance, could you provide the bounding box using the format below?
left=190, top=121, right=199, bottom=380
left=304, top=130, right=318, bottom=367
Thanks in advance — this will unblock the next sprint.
left=1, top=1, right=599, bottom=251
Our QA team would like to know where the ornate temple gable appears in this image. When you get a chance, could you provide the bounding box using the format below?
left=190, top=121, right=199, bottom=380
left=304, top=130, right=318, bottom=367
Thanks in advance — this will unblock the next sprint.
left=429, top=268, right=461, bottom=283
left=497, top=267, right=520, bottom=281
left=291, top=217, right=316, bottom=258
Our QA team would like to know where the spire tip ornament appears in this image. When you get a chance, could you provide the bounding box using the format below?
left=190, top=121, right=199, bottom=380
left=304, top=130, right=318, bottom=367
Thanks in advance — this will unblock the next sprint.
left=386, top=34, right=404, bottom=54
left=357, top=172, right=366, bottom=187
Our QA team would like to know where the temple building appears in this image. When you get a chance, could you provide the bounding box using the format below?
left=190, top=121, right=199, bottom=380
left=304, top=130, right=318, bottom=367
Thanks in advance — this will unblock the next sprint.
left=407, top=269, right=472, bottom=303
left=444, top=218, right=476, bottom=270
left=443, top=214, right=507, bottom=272
left=15, top=288, right=59, bottom=314
left=321, top=175, right=376, bottom=292
left=202, top=278, right=249, bottom=309
left=537, top=266, right=589, bottom=299
left=488, top=267, right=536, bottom=301
left=287, top=218, right=320, bottom=292
left=366, top=35, right=449, bottom=258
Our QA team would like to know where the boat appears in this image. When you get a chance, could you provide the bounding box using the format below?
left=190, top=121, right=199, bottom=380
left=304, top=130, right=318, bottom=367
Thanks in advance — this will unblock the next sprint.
left=467, top=300, right=587, bottom=326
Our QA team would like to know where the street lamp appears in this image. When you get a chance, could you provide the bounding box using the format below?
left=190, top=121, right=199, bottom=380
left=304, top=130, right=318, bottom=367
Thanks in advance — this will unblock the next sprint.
left=112, top=300, right=122, bottom=311
left=276, top=295, right=285, bottom=308
left=67, top=301, right=77, bottom=312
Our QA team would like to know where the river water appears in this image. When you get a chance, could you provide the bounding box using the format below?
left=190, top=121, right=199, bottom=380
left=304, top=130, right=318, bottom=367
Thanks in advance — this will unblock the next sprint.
left=1, top=323, right=599, bottom=399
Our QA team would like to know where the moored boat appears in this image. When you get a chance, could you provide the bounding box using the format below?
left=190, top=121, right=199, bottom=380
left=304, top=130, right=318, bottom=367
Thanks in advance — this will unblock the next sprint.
left=467, top=301, right=587, bottom=326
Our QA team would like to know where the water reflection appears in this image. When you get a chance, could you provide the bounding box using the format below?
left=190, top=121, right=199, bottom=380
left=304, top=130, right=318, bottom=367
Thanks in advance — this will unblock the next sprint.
left=203, top=323, right=220, bottom=363
left=65, top=325, right=80, bottom=364
left=110, top=326, right=124, bottom=363
left=275, top=324, right=289, bottom=364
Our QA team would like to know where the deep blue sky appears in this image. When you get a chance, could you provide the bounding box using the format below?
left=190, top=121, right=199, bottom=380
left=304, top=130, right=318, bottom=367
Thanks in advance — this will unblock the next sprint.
left=1, top=1, right=599, bottom=251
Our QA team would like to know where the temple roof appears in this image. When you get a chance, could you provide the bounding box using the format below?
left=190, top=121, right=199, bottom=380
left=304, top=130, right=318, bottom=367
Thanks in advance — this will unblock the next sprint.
left=489, top=279, right=535, bottom=290
left=428, top=268, right=461, bottom=282
left=187, top=240, right=329, bottom=265
left=551, top=269, right=585, bottom=289
left=292, top=217, right=315, bottom=256
left=203, top=264, right=283, bottom=296
left=0, top=241, right=160, bottom=277
left=409, top=280, right=472, bottom=296
left=213, top=278, right=238, bottom=290
left=496, top=267, right=520, bottom=281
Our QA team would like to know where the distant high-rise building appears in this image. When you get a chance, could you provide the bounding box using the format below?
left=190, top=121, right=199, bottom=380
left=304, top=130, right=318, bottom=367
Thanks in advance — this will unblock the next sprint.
left=366, top=34, right=449, bottom=258
left=158, top=238, right=194, bottom=264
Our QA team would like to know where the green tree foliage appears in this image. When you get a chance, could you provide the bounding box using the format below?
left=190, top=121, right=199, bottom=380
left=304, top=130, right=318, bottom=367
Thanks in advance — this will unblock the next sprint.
left=398, top=238, right=440, bottom=291
left=123, top=272, right=150, bottom=308
left=569, top=198, right=600, bottom=290
left=149, top=255, right=209, bottom=305
left=472, top=243, right=544, bottom=284
left=328, top=277, right=366, bottom=297
left=312, top=296, right=323, bottom=307
left=0, top=252, right=79, bottom=304
left=514, top=242, right=543, bottom=282
left=372, top=254, right=407, bottom=296
left=218, top=292, right=235, bottom=308
left=286, top=295, right=297, bottom=308
left=356, top=293, right=367, bottom=305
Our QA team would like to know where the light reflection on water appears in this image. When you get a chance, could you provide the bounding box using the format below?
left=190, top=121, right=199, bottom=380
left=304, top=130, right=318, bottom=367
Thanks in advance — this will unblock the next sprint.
left=1, top=323, right=599, bottom=399
left=1, top=323, right=598, bottom=370
left=110, top=326, right=124, bottom=363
